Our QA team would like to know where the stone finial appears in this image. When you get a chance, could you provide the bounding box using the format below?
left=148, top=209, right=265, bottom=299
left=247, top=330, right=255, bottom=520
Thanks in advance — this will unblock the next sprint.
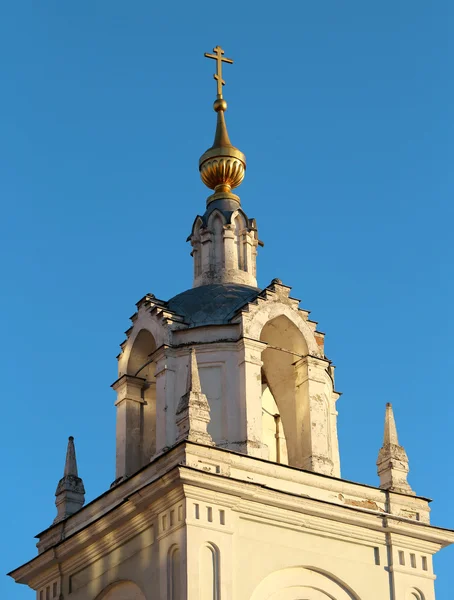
left=377, top=404, right=415, bottom=496
left=54, top=436, right=86, bottom=524
left=176, top=349, right=214, bottom=446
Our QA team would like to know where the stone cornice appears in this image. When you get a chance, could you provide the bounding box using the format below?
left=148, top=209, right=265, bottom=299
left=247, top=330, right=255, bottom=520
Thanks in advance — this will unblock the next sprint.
left=177, top=465, right=454, bottom=550
left=9, top=442, right=454, bottom=589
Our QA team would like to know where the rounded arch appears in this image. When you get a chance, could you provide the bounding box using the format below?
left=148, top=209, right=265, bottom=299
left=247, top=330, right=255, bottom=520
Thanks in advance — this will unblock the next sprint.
left=250, top=567, right=361, bottom=600
left=94, top=580, right=146, bottom=600
left=127, top=329, right=156, bottom=377
left=243, top=302, right=321, bottom=357
left=120, top=313, right=169, bottom=377
left=406, top=589, right=425, bottom=600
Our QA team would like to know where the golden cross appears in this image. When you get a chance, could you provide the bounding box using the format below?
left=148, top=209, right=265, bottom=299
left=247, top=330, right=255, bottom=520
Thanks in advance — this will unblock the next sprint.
left=204, top=46, right=234, bottom=98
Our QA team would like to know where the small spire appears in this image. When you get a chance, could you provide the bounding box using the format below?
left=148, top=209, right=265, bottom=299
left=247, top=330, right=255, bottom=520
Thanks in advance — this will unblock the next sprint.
left=176, top=348, right=213, bottom=446
left=377, top=403, right=415, bottom=495
left=54, top=436, right=85, bottom=524
left=383, top=402, right=400, bottom=446
left=212, top=106, right=232, bottom=148
left=64, top=436, right=78, bottom=477
left=187, top=348, right=202, bottom=394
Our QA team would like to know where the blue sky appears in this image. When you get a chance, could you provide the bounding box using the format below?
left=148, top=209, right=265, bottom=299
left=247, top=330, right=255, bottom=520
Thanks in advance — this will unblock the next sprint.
left=1, top=2, right=453, bottom=598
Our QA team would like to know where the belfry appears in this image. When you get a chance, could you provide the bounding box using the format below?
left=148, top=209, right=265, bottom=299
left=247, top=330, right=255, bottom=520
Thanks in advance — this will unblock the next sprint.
left=9, top=48, right=454, bottom=600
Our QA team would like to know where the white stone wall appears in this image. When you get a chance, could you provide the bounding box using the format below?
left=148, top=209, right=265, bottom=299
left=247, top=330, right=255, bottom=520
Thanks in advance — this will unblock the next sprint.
left=16, top=443, right=450, bottom=600
left=114, top=281, right=343, bottom=480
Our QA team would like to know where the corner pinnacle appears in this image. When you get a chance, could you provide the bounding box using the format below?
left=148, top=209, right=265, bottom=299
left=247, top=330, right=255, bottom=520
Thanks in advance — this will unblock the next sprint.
left=64, top=436, right=79, bottom=477
left=383, top=403, right=399, bottom=446
left=54, top=436, right=85, bottom=524
left=377, top=403, right=415, bottom=495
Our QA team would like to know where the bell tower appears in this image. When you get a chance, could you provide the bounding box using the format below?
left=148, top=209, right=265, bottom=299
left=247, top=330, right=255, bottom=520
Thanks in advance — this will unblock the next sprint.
left=9, top=48, right=454, bottom=600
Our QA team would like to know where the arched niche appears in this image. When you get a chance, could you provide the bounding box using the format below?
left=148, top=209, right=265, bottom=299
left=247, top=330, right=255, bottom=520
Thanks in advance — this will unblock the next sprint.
left=127, top=329, right=157, bottom=462
left=250, top=567, right=360, bottom=600
left=260, top=315, right=308, bottom=467
left=407, top=590, right=425, bottom=600
left=232, top=210, right=247, bottom=271
left=210, top=212, right=225, bottom=271
left=199, top=542, right=220, bottom=600
left=167, top=545, right=181, bottom=600
left=191, top=216, right=203, bottom=278
left=95, top=580, right=146, bottom=600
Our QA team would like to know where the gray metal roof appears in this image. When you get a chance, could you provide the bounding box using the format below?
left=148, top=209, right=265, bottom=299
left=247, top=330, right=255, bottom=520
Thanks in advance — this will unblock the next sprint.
left=167, top=284, right=261, bottom=327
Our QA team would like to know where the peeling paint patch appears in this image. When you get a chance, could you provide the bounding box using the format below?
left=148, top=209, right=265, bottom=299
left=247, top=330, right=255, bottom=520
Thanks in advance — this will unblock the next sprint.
left=344, top=498, right=383, bottom=512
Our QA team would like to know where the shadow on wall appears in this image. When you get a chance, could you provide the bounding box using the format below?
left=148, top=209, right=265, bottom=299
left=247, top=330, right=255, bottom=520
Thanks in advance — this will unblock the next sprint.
left=94, top=580, right=147, bottom=600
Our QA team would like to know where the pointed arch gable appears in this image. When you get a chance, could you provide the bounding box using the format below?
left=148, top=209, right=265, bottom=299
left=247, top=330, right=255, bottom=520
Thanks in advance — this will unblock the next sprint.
left=206, top=208, right=227, bottom=230
left=230, top=208, right=247, bottom=228
left=189, top=214, right=205, bottom=240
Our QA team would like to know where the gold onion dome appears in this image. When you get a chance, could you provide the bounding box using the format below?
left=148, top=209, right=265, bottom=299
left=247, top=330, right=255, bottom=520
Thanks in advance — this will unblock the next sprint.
left=200, top=47, right=246, bottom=204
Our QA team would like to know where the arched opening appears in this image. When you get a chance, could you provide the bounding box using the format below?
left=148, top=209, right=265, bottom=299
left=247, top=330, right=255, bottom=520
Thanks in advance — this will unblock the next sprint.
left=127, top=329, right=157, bottom=464
left=260, top=315, right=308, bottom=467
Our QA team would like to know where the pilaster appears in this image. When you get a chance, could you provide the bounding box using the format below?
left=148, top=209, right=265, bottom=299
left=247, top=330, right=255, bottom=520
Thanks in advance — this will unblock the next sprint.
left=236, top=338, right=268, bottom=458
left=294, top=355, right=338, bottom=476
left=154, top=346, right=178, bottom=454
left=112, top=374, right=146, bottom=479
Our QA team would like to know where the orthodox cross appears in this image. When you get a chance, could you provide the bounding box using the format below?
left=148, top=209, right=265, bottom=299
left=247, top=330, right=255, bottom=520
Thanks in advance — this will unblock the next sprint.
left=204, top=46, right=233, bottom=98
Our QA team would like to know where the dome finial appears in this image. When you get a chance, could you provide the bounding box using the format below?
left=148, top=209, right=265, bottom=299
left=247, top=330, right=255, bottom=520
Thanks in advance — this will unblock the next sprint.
left=200, top=46, right=246, bottom=206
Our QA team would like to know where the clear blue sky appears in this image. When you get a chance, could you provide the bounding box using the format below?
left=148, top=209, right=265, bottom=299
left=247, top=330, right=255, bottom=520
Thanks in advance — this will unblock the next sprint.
left=1, top=2, right=453, bottom=598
